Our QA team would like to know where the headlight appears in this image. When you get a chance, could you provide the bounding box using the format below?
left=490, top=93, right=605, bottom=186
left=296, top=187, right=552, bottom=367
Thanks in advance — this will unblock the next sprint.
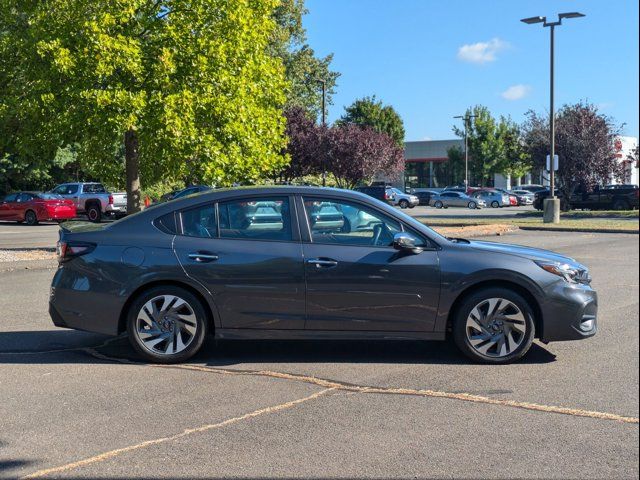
left=535, top=261, right=591, bottom=284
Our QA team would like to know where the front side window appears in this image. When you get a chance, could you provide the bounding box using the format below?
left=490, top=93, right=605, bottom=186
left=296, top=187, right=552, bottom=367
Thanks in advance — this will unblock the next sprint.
left=304, top=198, right=402, bottom=247
left=218, top=197, right=291, bottom=241
left=66, top=185, right=79, bottom=194
left=17, top=193, right=34, bottom=202
left=181, top=204, right=217, bottom=238
left=3, top=193, right=18, bottom=202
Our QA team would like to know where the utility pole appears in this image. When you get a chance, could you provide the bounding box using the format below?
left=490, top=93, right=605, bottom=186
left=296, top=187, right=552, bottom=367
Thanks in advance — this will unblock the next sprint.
left=454, top=113, right=476, bottom=191
left=318, top=79, right=327, bottom=187
left=521, top=12, right=585, bottom=223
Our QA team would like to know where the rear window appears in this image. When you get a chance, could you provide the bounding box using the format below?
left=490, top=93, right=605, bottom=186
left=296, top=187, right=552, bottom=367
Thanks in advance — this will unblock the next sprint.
left=83, top=184, right=106, bottom=193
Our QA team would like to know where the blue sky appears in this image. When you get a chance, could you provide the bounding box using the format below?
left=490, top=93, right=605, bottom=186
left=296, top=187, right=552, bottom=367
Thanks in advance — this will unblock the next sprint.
left=304, top=0, right=639, bottom=141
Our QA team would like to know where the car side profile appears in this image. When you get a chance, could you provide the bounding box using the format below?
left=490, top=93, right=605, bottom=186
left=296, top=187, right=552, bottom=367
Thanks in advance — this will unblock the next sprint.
left=50, top=186, right=597, bottom=365
left=0, top=192, right=76, bottom=225
left=430, top=191, right=485, bottom=209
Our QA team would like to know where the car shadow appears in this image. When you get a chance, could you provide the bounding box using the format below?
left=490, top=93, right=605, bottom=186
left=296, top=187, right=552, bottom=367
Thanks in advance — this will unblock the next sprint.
left=0, top=330, right=557, bottom=366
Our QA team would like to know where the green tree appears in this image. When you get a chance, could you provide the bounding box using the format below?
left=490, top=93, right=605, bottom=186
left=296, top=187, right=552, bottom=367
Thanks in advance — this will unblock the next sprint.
left=453, top=106, right=505, bottom=186
left=499, top=119, right=532, bottom=185
left=1, top=0, right=289, bottom=212
left=270, top=0, right=339, bottom=119
left=338, top=96, right=405, bottom=147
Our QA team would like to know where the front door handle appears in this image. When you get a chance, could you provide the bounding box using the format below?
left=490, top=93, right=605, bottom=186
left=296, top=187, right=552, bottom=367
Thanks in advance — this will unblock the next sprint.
left=307, top=258, right=338, bottom=268
left=188, top=252, right=219, bottom=263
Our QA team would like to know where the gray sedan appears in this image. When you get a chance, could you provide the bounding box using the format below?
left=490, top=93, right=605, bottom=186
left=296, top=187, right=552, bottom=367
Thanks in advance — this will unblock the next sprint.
left=50, top=186, right=597, bottom=365
left=430, top=191, right=486, bottom=209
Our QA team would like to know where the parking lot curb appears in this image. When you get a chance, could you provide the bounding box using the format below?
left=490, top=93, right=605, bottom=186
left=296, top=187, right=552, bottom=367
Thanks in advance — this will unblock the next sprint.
left=518, top=226, right=639, bottom=234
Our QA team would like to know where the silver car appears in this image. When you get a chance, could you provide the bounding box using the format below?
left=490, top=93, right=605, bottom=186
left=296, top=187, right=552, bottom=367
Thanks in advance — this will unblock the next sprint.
left=389, top=188, right=419, bottom=209
left=472, top=190, right=511, bottom=208
left=509, top=190, right=535, bottom=206
left=430, top=191, right=486, bottom=209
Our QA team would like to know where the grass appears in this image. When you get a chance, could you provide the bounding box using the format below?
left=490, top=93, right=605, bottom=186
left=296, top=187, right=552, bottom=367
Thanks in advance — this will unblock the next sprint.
left=419, top=215, right=639, bottom=233
left=516, top=210, right=639, bottom=219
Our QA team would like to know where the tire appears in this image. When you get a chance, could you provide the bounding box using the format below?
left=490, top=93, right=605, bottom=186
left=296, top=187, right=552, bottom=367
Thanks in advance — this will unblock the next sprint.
left=452, top=287, right=536, bottom=364
left=86, top=204, right=102, bottom=223
left=612, top=199, right=629, bottom=211
left=491, top=201, right=500, bottom=208
left=399, top=199, right=409, bottom=209
left=24, top=210, right=38, bottom=226
left=467, top=201, right=477, bottom=209
left=434, top=201, right=444, bottom=209
left=126, top=286, right=208, bottom=363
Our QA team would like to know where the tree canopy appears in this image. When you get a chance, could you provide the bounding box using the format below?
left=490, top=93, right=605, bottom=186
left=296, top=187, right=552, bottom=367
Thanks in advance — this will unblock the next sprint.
left=523, top=102, right=623, bottom=197
left=1, top=0, right=290, bottom=210
left=338, top=96, right=405, bottom=147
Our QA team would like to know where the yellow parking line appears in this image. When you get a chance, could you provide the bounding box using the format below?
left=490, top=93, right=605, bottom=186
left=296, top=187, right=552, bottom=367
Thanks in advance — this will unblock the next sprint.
left=22, top=388, right=334, bottom=479
left=86, top=347, right=640, bottom=425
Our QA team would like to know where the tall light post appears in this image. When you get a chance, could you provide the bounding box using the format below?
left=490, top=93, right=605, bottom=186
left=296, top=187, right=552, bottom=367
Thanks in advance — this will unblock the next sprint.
left=318, top=78, right=327, bottom=187
left=454, top=113, right=476, bottom=190
left=521, top=12, right=585, bottom=223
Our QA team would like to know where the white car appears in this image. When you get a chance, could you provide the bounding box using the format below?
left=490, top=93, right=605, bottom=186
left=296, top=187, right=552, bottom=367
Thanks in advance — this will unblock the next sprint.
left=472, top=190, right=511, bottom=208
left=389, top=188, right=419, bottom=209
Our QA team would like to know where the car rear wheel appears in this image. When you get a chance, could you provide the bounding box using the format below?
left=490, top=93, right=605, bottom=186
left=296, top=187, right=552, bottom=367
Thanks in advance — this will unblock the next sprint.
left=612, top=199, right=629, bottom=211
left=434, top=201, right=444, bottom=209
left=452, top=288, right=535, bottom=364
left=86, top=204, right=102, bottom=223
left=127, top=286, right=208, bottom=363
left=491, top=201, right=500, bottom=208
left=24, top=210, right=38, bottom=226
left=399, top=199, right=409, bottom=209
left=467, top=201, right=477, bottom=209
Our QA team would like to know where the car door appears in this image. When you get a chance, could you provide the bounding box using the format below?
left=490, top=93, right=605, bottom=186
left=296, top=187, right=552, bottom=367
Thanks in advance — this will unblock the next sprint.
left=0, top=193, right=19, bottom=220
left=172, top=195, right=306, bottom=330
left=300, top=195, right=440, bottom=332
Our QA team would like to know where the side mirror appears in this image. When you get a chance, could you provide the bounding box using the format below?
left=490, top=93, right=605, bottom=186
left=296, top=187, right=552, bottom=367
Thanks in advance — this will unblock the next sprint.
left=393, top=232, right=423, bottom=254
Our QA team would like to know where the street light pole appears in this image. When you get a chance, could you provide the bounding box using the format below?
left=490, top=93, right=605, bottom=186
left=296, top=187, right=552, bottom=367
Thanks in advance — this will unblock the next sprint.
left=454, top=113, right=476, bottom=190
left=318, top=79, right=327, bottom=187
left=521, top=12, right=585, bottom=223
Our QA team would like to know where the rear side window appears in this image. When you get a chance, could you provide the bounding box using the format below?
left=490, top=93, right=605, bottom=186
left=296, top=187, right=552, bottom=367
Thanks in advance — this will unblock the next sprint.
left=218, top=197, right=292, bottom=241
left=180, top=204, right=217, bottom=238
left=154, top=212, right=179, bottom=234
left=83, top=184, right=106, bottom=193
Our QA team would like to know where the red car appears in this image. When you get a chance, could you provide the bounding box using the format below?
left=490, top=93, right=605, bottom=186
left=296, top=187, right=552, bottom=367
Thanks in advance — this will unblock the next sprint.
left=0, top=191, right=76, bottom=225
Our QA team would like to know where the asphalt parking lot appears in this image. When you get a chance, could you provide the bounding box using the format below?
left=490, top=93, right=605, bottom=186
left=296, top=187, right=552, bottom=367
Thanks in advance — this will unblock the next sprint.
left=0, top=228, right=638, bottom=479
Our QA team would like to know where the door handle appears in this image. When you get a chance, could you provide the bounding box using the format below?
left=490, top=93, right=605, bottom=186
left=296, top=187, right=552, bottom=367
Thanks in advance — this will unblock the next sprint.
left=188, top=252, right=219, bottom=263
left=307, top=258, right=338, bottom=268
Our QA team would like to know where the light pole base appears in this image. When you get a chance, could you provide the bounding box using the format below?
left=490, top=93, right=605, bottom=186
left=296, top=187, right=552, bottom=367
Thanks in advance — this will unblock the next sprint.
left=543, top=198, right=561, bottom=224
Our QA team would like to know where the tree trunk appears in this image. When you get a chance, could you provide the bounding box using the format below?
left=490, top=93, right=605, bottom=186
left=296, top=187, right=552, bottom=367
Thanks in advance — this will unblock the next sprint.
left=124, top=128, right=142, bottom=214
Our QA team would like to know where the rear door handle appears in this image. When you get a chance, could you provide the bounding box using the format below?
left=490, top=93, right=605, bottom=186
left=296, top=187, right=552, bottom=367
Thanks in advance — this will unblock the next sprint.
left=307, top=258, right=338, bottom=268
left=188, top=252, right=219, bottom=263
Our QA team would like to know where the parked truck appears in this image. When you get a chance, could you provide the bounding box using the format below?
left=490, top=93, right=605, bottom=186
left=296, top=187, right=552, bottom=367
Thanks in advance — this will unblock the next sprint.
left=49, top=182, right=127, bottom=222
left=534, top=184, right=639, bottom=211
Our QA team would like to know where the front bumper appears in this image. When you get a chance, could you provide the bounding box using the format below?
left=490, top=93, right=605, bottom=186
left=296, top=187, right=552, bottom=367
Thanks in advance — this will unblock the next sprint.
left=539, top=281, right=598, bottom=342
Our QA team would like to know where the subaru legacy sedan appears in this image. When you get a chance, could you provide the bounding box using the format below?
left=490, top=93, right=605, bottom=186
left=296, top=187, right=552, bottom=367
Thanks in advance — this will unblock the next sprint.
left=49, top=186, right=597, bottom=364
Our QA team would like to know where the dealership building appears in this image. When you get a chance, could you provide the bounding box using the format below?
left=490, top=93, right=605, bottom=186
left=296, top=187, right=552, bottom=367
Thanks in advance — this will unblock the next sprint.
left=390, top=136, right=638, bottom=191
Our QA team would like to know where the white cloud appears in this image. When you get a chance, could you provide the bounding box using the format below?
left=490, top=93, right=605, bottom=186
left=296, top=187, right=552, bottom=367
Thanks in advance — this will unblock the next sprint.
left=501, top=84, right=532, bottom=101
left=457, top=38, right=509, bottom=64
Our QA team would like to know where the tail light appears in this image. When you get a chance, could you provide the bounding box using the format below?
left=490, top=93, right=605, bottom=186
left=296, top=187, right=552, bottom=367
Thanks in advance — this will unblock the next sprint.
left=108, top=194, right=114, bottom=205
left=56, top=241, right=95, bottom=262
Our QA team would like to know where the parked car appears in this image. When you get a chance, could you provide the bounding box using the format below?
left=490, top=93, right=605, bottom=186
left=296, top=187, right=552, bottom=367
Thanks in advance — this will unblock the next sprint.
left=355, top=185, right=396, bottom=204
left=413, top=190, right=438, bottom=206
left=471, top=190, right=511, bottom=208
left=533, top=184, right=639, bottom=211
left=519, top=184, right=548, bottom=194
left=50, top=186, right=597, bottom=365
left=388, top=188, right=419, bottom=209
left=443, top=185, right=469, bottom=194
left=493, top=188, right=519, bottom=207
left=162, top=185, right=214, bottom=203
left=0, top=192, right=76, bottom=225
left=509, top=190, right=535, bottom=206
left=430, top=191, right=485, bottom=209
left=49, top=182, right=126, bottom=222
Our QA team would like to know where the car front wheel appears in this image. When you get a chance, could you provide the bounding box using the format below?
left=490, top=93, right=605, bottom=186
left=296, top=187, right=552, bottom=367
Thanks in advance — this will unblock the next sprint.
left=127, top=286, right=208, bottom=363
left=452, top=288, right=535, bottom=364
left=398, top=199, right=409, bottom=209
left=434, top=201, right=444, bottom=209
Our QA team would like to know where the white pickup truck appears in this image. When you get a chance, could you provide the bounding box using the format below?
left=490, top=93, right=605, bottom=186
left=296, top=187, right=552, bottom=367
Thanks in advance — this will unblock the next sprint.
left=49, top=182, right=127, bottom=222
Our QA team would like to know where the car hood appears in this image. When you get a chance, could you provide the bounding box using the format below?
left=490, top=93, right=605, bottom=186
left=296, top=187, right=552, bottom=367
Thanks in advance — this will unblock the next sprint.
left=466, top=240, right=582, bottom=266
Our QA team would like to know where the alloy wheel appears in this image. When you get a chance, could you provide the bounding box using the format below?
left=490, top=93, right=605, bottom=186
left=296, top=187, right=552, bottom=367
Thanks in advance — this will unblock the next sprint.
left=135, top=295, right=198, bottom=355
left=465, top=298, right=527, bottom=358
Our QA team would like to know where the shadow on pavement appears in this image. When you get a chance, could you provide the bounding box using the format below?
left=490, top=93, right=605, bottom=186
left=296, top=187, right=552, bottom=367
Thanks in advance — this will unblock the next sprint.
left=0, top=330, right=557, bottom=366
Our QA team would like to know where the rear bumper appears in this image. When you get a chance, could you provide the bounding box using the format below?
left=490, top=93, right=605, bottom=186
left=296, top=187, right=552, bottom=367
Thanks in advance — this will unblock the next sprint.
left=540, top=282, right=598, bottom=342
left=106, top=204, right=127, bottom=215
